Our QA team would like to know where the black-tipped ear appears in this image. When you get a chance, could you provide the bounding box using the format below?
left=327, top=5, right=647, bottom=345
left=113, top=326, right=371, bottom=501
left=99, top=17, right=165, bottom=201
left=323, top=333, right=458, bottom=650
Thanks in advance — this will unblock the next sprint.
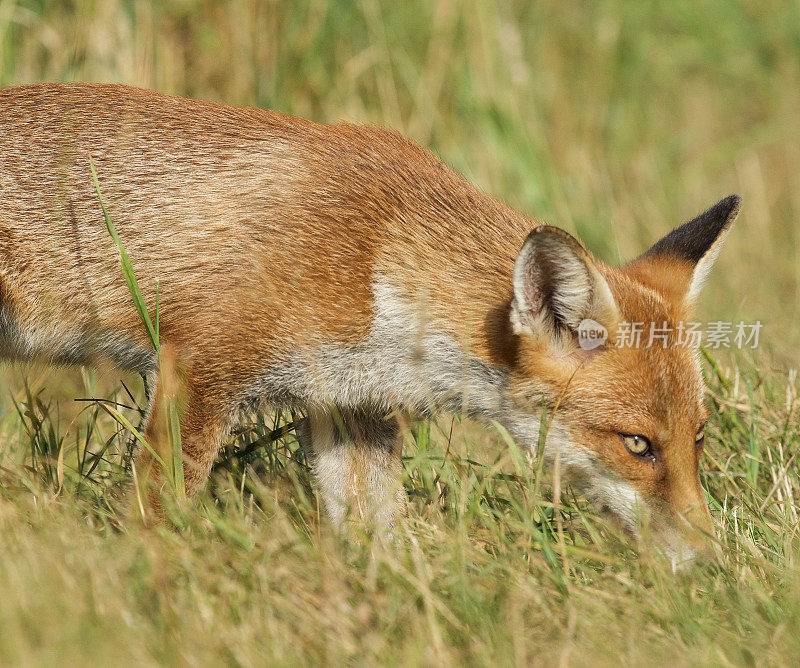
left=642, top=194, right=741, bottom=301
left=511, top=226, right=618, bottom=340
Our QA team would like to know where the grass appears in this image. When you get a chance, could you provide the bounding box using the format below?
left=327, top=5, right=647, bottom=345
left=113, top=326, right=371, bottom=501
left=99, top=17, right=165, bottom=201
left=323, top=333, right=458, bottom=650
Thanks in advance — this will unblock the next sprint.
left=0, top=0, right=799, bottom=665
left=0, top=363, right=797, bottom=665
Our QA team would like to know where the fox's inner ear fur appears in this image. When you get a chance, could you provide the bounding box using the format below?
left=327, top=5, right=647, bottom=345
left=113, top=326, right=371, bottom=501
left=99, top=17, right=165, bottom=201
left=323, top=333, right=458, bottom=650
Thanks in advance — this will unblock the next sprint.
left=639, top=194, right=741, bottom=303
left=511, top=226, right=619, bottom=340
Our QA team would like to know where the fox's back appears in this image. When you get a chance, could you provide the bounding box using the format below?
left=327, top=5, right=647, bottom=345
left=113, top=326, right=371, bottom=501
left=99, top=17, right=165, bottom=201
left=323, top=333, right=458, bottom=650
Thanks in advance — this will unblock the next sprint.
left=0, top=84, right=363, bottom=339
left=0, top=83, right=525, bottom=377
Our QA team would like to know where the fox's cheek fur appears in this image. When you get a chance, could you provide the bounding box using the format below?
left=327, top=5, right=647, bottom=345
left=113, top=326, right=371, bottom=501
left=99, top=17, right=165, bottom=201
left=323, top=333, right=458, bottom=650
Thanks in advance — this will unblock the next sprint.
left=500, top=402, right=648, bottom=534
left=536, top=422, right=643, bottom=529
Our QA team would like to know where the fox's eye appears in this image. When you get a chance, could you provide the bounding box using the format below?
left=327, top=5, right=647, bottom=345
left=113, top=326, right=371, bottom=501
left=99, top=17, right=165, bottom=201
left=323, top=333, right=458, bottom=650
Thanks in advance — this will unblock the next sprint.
left=695, top=429, right=705, bottom=451
left=621, top=434, right=652, bottom=458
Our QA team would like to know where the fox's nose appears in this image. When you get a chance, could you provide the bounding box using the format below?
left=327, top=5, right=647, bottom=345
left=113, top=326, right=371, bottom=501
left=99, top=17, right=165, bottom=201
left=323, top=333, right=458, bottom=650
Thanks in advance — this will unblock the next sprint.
left=672, top=493, right=716, bottom=562
left=656, top=505, right=715, bottom=570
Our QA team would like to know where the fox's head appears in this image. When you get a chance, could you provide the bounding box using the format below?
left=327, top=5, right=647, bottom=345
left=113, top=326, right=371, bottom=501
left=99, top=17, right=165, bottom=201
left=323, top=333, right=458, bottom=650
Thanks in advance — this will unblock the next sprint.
left=508, top=195, right=741, bottom=562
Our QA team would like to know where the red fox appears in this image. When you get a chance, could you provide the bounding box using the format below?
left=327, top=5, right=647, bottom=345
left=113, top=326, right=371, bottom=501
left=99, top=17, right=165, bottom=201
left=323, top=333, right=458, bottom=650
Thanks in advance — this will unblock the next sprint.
left=0, top=84, right=739, bottom=557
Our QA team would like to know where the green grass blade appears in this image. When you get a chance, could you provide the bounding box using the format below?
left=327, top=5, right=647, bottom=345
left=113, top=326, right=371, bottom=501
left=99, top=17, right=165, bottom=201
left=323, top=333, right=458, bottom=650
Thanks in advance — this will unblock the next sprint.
left=89, top=158, right=159, bottom=354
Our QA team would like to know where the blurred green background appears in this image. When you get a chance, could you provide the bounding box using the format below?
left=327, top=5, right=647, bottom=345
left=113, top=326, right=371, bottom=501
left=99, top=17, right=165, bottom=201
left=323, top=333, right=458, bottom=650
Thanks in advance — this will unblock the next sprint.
left=2, top=0, right=797, bottom=365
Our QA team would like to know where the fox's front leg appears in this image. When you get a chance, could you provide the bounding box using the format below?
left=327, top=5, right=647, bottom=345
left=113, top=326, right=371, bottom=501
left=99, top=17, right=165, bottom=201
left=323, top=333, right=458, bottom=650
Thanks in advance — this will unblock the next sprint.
left=302, top=408, right=407, bottom=534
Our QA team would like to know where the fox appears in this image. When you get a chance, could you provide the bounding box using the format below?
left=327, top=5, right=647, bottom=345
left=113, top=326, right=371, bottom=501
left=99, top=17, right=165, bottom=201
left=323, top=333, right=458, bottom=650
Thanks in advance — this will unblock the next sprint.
left=0, top=83, right=740, bottom=557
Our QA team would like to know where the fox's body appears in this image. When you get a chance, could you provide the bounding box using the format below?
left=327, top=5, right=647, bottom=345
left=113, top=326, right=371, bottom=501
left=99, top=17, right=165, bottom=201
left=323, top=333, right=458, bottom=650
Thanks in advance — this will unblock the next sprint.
left=1, top=85, right=519, bottom=404
left=0, top=84, right=739, bottom=554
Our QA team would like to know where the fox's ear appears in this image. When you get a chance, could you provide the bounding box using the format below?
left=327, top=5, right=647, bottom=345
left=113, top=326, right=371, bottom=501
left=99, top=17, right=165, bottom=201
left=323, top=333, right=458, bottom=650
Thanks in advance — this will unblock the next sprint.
left=511, top=226, right=619, bottom=340
left=640, top=194, right=741, bottom=302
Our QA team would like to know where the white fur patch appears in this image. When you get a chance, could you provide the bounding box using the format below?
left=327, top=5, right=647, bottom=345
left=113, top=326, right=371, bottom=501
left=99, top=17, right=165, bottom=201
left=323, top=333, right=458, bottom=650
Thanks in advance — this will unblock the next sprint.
left=687, top=227, right=731, bottom=303
left=303, top=409, right=350, bottom=527
left=242, top=276, right=507, bottom=418
left=0, top=314, right=156, bottom=374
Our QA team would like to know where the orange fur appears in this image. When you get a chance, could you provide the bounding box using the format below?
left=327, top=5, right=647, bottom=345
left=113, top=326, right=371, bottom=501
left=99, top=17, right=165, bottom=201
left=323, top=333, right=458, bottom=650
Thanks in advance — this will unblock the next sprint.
left=0, top=83, right=739, bottom=555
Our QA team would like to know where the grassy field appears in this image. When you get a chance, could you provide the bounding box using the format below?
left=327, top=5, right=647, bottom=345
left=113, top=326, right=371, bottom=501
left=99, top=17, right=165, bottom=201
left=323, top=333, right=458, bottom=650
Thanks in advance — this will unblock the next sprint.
left=1, top=0, right=799, bottom=665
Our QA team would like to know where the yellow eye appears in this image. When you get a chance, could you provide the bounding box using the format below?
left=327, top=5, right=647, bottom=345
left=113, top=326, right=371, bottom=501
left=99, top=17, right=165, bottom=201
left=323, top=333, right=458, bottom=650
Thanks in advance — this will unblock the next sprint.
left=695, top=429, right=705, bottom=450
left=621, top=434, right=651, bottom=457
